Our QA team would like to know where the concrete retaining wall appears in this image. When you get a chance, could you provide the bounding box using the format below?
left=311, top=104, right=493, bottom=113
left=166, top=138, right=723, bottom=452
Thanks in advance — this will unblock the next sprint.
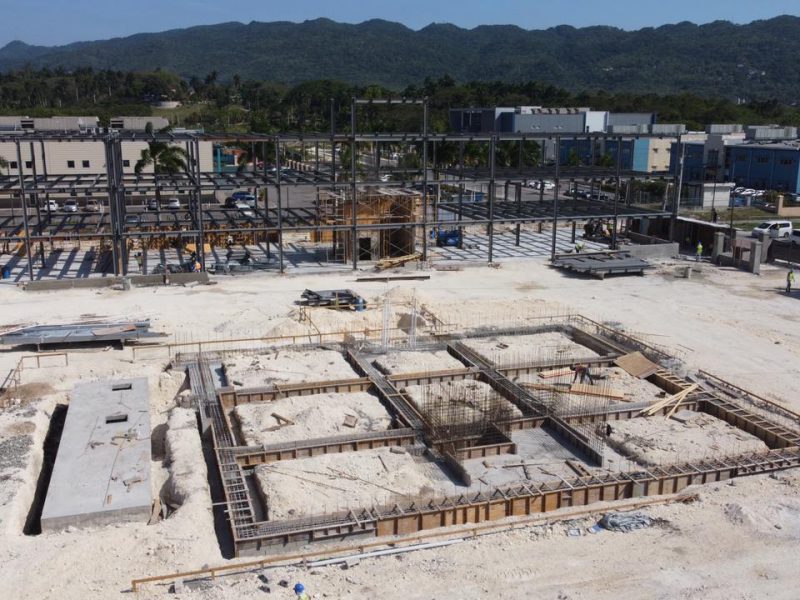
left=24, top=272, right=209, bottom=291
left=623, top=242, right=679, bottom=259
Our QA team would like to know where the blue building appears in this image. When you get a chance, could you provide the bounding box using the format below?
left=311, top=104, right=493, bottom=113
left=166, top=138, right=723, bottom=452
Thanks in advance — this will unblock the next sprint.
left=726, top=144, right=800, bottom=193
left=668, top=142, right=705, bottom=181
left=558, top=138, right=644, bottom=170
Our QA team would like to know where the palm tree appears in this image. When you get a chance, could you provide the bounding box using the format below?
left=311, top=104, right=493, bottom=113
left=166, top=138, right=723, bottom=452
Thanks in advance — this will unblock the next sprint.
left=134, top=123, right=188, bottom=207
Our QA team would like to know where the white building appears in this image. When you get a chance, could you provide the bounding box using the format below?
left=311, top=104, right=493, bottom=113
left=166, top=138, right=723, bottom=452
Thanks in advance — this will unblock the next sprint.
left=0, top=116, right=213, bottom=177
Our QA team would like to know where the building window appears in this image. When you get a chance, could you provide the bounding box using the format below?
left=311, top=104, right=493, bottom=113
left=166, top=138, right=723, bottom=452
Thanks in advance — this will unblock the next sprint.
left=67, top=160, right=75, bottom=168
left=123, top=160, right=130, bottom=168
left=736, top=154, right=746, bottom=162
left=779, top=158, right=795, bottom=166
left=9, top=161, right=17, bottom=169
left=82, top=160, right=90, bottom=168
left=756, top=157, right=769, bottom=164
left=24, top=161, right=32, bottom=169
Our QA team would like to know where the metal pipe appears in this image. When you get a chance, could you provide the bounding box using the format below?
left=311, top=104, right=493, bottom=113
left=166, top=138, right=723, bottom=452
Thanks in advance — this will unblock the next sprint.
left=306, top=539, right=464, bottom=568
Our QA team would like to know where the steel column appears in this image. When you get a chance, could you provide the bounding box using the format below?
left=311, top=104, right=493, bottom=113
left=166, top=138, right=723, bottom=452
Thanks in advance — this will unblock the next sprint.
left=14, top=141, right=35, bottom=281
left=551, top=136, right=561, bottom=261
left=274, top=140, right=285, bottom=272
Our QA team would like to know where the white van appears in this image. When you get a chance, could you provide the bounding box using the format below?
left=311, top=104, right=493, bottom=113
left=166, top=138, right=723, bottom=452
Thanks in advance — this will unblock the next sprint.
left=752, top=220, right=792, bottom=238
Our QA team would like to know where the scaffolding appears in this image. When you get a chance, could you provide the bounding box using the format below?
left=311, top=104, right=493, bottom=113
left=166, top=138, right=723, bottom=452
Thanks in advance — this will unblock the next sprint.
left=314, top=187, right=421, bottom=263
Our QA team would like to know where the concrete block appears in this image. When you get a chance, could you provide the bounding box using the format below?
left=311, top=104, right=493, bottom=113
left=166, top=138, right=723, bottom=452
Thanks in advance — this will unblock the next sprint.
left=40, top=378, right=151, bottom=531
left=749, top=240, right=762, bottom=275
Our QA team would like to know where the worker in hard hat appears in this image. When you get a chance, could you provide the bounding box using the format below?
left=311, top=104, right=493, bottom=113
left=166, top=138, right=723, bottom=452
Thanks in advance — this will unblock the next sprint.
left=695, top=241, right=703, bottom=262
left=787, top=269, right=795, bottom=294
left=294, top=582, right=310, bottom=599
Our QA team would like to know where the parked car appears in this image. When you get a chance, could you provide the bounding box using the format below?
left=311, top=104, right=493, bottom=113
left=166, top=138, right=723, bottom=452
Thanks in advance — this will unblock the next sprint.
left=166, top=197, right=181, bottom=210
left=83, top=200, right=101, bottom=213
left=43, top=200, right=59, bottom=212
left=230, top=191, right=256, bottom=208
left=790, top=230, right=800, bottom=246
left=224, top=197, right=238, bottom=209
left=146, top=198, right=159, bottom=211
left=752, top=220, right=792, bottom=239
left=124, top=214, right=140, bottom=226
left=62, top=199, right=79, bottom=213
left=236, top=201, right=255, bottom=218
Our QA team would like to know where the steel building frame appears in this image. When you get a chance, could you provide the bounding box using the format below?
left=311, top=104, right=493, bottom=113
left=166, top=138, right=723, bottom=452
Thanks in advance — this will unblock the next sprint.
left=0, top=99, right=679, bottom=281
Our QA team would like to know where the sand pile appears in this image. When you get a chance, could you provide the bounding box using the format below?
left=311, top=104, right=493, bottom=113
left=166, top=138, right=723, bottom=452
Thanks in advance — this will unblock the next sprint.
left=234, top=392, right=392, bottom=446
left=373, top=350, right=465, bottom=375
left=225, top=349, right=358, bottom=388
left=164, top=407, right=209, bottom=510
left=607, top=412, right=769, bottom=466
left=254, top=447, right=450, bottom=519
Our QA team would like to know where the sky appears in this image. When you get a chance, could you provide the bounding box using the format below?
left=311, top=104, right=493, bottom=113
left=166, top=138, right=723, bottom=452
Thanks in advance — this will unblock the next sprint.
left=0, top=0, right=798, bottom=47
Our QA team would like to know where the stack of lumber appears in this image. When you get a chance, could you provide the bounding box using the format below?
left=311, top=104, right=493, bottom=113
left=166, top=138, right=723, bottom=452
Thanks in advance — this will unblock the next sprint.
left=638, top=384, right=698, bottom=418
left=375, top=252, right=422, bottom=271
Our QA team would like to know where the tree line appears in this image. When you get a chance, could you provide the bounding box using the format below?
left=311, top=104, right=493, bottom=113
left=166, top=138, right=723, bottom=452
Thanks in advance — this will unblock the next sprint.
left=1, top=68, right=800, bottom=135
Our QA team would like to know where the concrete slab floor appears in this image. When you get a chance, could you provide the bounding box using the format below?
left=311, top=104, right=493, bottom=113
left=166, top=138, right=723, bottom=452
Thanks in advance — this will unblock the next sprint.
left=40, top=378, right=151, bottom=531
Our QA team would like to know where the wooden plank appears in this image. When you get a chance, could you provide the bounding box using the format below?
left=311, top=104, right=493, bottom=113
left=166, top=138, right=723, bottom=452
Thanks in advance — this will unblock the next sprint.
left=614, top=351, right=659, bottom=379
left=569, top=383, right=626, bottom=400
left=538, top=367, right=574, bottom=379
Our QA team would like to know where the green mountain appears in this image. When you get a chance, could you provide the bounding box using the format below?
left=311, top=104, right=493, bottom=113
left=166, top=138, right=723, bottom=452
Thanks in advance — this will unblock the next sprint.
left=2, top=16, right=800, bottom=100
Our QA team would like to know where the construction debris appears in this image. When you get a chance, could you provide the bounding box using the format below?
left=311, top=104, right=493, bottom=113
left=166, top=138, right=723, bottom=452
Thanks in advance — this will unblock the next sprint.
left=598, top=512, right=653, bottom=532
left=639, top=384, right=698, bottom=417
left=0, top=320, right=164, bottom=348
left=300, top=289, right=367, bottom=310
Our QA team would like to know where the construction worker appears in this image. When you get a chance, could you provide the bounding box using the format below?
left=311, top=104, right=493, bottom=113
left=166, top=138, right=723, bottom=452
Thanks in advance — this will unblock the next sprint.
left=294, top=582, right=310, bottom=599
left=135, top=252, right=143, bottom=274
left=572, top=363, right=595, bottom=385
left=695, top=241, right=703, bottom=262
left=787, top=269, right=795, bottom=294
left=574, top=241, right=585, bottom=253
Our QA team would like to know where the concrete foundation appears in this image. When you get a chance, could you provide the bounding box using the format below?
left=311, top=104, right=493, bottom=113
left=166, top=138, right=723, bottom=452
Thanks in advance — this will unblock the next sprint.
left=40, top=378, right=151, bottom=531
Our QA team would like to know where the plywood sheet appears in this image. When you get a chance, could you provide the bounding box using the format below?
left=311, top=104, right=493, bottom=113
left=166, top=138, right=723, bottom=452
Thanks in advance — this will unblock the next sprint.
left=614, top=351, right=659, bottom=379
